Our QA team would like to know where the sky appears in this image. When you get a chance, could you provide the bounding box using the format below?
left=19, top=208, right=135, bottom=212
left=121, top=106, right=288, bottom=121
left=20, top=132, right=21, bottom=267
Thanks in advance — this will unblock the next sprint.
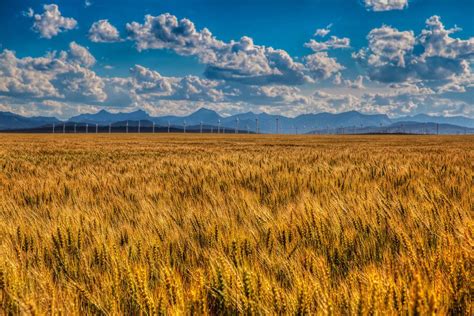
left=0, top=0, right=473, bottom=119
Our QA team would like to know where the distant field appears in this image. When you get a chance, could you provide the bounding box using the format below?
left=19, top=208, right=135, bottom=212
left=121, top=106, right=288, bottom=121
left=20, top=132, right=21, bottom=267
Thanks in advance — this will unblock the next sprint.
left=0, top=134, right=472, bottom=314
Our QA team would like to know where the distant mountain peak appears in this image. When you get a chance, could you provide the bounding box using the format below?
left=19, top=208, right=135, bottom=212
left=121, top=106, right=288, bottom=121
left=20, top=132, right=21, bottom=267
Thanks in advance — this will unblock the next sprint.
left=189, top=108, right=221, bottom=118
left=131, top=109, right=148, bottom=114
left=193, top=107, right=218, bottom=114
left=68, top=108, right=151, bottom=124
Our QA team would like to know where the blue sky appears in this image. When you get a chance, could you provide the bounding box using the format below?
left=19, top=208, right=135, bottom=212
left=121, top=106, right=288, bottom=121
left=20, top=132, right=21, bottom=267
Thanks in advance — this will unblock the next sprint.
left=0, top=0, right=473, bottom=118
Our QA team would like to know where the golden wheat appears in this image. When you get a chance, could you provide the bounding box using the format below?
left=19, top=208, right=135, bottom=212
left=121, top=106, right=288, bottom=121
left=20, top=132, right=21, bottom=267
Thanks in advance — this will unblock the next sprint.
left=0, top=134, right=472, bottom=315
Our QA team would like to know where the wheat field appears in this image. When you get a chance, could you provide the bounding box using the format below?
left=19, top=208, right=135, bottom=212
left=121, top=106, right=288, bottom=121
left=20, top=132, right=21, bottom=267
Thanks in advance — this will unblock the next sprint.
left=0, top=134, right=472, bottom=315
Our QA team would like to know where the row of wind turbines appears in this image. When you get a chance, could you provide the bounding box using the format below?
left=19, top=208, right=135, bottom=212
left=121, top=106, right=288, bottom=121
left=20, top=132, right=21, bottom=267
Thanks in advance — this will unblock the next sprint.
left=51, top=117, right=268, bottom=134
left=50, top=119, right=451, bottom=135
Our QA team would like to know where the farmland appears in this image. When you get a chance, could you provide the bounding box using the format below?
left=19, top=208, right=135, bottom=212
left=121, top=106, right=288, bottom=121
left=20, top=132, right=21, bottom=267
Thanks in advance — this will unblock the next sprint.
left=0, top=134, right=472, bottom=314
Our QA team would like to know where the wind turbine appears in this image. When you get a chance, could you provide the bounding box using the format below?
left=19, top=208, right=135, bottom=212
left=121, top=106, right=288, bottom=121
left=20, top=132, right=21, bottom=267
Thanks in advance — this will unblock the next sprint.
left=109, top=123, right=112, bottom=134
left=152, top=122, right=155, bottom=133
left=167, top=121, right=170, bottom=133
left=235, top=117, right=239, bottom=134
left=183, top=120, right=186, bottom=133
left=217, top=119, right=221, bottom=134
left=138, top=120, right=141, bottom=133
left=63, top=123, right=66, bottom=134
left=86, top=123, right=89, bottom=134
left=52, top=123, right=55, bottom=134
left=74, top=123, right=77, bottom=134
left=200, top=121, right=203, bottom=134
left=255, top=118, right=259, bottom=134
left=96, top=123, right=98, bottom=133
left=126, top=121, right=129, bottom=134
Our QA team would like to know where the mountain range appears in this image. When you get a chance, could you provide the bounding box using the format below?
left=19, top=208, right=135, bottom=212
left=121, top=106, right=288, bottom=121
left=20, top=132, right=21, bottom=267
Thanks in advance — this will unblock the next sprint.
left=0, top=111, right=60, bottom=130
left=1, top=108, right=473, bottom=134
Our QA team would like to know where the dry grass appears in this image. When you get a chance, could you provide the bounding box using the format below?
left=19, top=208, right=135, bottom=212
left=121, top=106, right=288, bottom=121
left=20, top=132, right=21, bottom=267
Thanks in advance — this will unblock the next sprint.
left=0, top=134, right=472, bottom=315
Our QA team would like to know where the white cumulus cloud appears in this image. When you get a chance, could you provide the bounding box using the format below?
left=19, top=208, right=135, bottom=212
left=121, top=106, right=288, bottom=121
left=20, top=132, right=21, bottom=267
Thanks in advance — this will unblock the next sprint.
left=29, top=4, right=77, bottom=39
left=364, top=0, right=409, bottom=12
left=0, top=45, right=105, bottom=103
left=126, top=13, right=343, bottom=86
left=67, top=42, right=96, bottom=68
left=304, top=52, right=345, bottom=81
left=354, top=16, right=474, bottom=91
left=89, top=20, right=122, bottom=43
left=305, top=36, right=351, bottom=52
